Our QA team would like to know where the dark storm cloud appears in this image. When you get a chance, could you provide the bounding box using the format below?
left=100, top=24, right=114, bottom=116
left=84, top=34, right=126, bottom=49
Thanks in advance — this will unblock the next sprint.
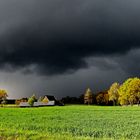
left=0, top=0, right=140, bottom=75
left=114, top=48, right=140, bottom=76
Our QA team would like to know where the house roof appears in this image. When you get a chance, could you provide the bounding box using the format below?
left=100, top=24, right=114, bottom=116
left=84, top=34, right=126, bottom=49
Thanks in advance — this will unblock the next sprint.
left=44, top=95, right=56, bottom=101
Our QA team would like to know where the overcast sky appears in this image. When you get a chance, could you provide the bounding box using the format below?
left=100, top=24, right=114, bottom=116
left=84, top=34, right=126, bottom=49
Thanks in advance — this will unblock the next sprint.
left=0, top=0, right=140, bottom=99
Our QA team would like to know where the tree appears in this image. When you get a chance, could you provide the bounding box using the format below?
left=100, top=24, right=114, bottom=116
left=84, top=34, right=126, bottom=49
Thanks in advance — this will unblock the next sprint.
left=84, top=88, right=93, bottom=105
left=118, top=77, right=140, bottom=106
left=0, top=90, right=8, bottom=106
left=28, top=94, right=37, bottom=106
left=108, top=82, right=120, bottom=106
left=118, top=95, right=129, bottom=106
left=128, top=95, right=137, bottom=106
left=79, top=94, right=84, bottom=104
left=38, top=96, right=44, bottom=102
left=96, top=91, right=109, bottom=105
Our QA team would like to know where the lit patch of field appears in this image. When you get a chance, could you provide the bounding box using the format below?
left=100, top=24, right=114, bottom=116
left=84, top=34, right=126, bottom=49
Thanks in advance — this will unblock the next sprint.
left=0, top=105, right=140, bottom=140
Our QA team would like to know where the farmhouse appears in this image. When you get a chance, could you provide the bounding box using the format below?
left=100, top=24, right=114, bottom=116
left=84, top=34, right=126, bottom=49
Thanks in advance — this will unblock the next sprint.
left=34, top=95, right=56, bottom=106
left=19, top=95, right=56, bottom=107
left=44, top=95, right=56, bottom=103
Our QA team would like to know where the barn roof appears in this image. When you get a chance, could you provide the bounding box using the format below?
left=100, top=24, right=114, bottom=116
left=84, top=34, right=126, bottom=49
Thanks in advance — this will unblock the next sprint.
left=44, top=95, right=56, bottom=101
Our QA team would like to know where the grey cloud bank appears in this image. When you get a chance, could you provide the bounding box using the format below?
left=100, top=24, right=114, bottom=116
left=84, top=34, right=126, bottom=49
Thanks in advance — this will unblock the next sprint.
left=0, top=0, right=139, bottom=98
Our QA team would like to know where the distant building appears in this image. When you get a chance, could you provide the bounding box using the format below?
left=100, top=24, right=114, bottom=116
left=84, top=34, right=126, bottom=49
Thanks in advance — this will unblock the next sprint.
left=44, top=95, right=56, bottom=104
left=20, top=98, right=28, bottom=102
left=0, top=99, right=16, bottom=104
left=15, top=98, right=28, bottom=105
left=6, top=99, right=16, bottom=104
left=19, top=95, right=56, bottom=107
left=84, top=88, right=93, bottom=105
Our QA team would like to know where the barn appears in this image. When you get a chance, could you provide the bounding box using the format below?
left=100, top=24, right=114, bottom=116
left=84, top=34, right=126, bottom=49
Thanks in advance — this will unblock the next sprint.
left=19, top=95, right=56, bottom=107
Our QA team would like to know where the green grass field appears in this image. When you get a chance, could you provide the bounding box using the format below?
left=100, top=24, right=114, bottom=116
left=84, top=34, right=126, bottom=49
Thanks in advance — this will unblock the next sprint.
left=0, top=105, right=140, bottom=140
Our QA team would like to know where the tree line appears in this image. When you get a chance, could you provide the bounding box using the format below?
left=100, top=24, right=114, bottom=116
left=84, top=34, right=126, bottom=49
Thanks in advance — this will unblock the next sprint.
left=62, top=77, right=140, bottom=106
left=108, top=77, right=140, bottom=106
left=0, top=77, right=140, bottom=106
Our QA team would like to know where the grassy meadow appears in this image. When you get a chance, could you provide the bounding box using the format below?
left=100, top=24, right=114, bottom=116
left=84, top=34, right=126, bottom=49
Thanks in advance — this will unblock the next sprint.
left=0, top=105, right=140, bottom=140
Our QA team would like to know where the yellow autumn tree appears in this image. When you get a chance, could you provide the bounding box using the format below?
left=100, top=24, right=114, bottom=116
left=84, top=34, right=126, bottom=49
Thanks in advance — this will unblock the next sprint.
left=108, top=82, right=120, bottom=106
left=96, top=90, right=109, bottom=105
left=28, top=94, right=37, bottom=106
left=118, top=77, right=140, bottom=106
left=84, top=88, right=93, bottom=105
left=0, top=89, right=8, bottom=105
left=0, top=89, right=8, bottom=99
